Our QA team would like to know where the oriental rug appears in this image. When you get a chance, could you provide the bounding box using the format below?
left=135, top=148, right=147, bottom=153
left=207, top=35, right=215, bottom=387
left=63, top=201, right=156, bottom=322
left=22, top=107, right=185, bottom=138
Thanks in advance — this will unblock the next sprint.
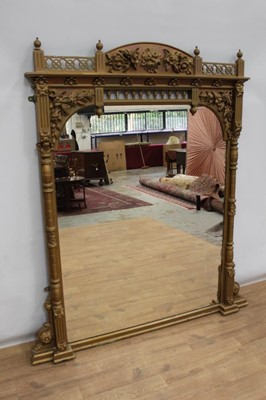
left=57, top=186, right=152, bottom=217
left=126, top=184, right=196, bottom=210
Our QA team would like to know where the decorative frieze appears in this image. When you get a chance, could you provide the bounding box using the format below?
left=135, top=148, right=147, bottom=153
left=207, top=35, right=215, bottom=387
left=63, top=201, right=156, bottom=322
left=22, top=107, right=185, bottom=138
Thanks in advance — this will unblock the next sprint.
left=106, top=47, right=193, bottom=74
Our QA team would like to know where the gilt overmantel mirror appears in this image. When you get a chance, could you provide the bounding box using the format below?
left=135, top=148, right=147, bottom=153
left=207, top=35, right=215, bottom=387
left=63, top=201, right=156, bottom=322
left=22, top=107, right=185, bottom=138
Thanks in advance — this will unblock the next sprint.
left=25, top=39, right=249, bottom=365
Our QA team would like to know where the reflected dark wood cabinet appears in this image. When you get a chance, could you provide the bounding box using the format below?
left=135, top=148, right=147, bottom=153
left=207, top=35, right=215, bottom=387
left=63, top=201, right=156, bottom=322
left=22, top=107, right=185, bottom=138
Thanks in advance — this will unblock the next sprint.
left=72, top=150, right=111, bottom=185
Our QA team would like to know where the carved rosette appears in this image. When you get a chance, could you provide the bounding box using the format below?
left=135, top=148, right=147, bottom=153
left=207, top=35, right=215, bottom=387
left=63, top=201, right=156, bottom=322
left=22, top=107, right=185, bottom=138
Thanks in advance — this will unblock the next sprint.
left=93, top=77, right=106, bottom=86
left=120, top=77, right=132, bottom=86
left=48, top=89, right=94, bottom=140
left=106, top=48, right=140, bottom=72
left=212, top=79, right=223, bottom=87
left=168, top=78, right=179, bottom=86
left=38, top=323, right=53, bottom=344
left=191, top=79, right=202, bottom=87
left=141, top=48, right=162, bottom=73
left=145, top=78, right=157, bottom=86
left=64, top=77, right=77, bottom=86
left=163, top=49, right=193, bottom=74
left=32, top=323, right=53, bottom=353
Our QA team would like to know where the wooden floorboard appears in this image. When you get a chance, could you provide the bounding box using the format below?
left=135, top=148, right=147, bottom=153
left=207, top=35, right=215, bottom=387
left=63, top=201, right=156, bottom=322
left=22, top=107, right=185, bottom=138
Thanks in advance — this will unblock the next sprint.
left=1, top=281, right=266, bottom=399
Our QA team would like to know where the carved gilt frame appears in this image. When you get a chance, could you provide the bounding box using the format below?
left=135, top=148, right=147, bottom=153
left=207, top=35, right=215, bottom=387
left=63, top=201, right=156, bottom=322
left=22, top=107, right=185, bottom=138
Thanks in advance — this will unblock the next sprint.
left=25, top=38, right=249, bottom=365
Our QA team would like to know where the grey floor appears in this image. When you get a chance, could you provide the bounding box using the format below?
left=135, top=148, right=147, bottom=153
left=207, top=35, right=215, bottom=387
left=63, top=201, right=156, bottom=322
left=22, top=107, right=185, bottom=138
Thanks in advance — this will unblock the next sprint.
left=58, top=166, right=223, bottom=246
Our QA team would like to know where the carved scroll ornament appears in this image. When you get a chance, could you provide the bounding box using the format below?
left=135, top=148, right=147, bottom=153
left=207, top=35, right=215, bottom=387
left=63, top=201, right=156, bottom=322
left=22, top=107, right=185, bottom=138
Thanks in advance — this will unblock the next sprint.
left=48, top=89, right=94, bottom=139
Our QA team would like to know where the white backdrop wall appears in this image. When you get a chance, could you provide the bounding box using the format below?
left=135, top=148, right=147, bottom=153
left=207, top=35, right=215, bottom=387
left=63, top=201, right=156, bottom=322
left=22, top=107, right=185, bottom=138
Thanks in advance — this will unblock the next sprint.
left=0, top=0, right=265, bottom=348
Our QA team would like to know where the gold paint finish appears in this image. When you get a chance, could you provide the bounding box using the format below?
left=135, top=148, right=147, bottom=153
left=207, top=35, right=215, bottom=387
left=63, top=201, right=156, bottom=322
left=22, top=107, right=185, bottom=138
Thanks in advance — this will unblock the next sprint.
left=25, top=40, right=249, bottom=364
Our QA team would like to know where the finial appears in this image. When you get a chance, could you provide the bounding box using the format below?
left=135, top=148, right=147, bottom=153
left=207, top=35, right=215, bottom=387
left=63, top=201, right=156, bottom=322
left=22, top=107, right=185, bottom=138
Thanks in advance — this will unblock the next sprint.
left=96, top=40, right=103, bottom=51
left=34, top=37, right=41, bottom=49
left=194, top=46, right=200, bottom=56
left=237, top=49, right=243, bottom=59
left=96, top=106, right=103, bottom=117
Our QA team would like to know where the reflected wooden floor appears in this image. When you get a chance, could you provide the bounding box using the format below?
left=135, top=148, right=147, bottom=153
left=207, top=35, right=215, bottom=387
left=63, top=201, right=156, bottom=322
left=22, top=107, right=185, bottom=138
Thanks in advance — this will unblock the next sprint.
left=59, top=216, right=220, bottom=342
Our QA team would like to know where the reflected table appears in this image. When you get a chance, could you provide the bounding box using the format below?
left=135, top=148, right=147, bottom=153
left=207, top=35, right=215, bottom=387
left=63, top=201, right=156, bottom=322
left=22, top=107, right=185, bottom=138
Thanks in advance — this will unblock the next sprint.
left=166, top=148, right=187, bottom=176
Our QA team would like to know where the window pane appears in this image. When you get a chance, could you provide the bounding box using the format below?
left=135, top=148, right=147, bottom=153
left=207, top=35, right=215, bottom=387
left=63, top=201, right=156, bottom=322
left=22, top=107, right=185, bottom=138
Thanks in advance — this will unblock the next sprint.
left=145, top=111, right=163, bottom=130
left=90, top=114, right=125, bottom=133
left=165, top=110, right=188, bottom=129
left=127, top=113, right=146, bottom=131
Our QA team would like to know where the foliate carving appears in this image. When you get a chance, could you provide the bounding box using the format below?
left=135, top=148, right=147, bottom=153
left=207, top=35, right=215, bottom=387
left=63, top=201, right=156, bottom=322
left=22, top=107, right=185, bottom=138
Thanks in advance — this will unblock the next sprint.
left=163, top=49, right=193, bottom=74
left=35, top=77, right=49, bottom=97
left=32, top=322, right=53, bottom=352
left=58, top=342, right=67, bottom=351
left=93, top=77, right=106, bottom=86
left=36, top=129, right=54, bottom=155
left=226, top=264, right=235, bottom=278
left=106, top=48, right=140, bottom=72
left=120, top=77, right=132, bottom=86
left=38, top=323, right=53, bottom=344
left=141, top=48, right=162, bottom=73
left=64, top=77, right=77, bottom=86
left=48, top=89, right=94, bottom=138
left=54, top=306, right=65, bottom=319
left=235, top=81, right=244, bottom=97
left=106, top=47, right=193, bottom=74
left=199, top=90, right=233, bottom=137
left=232, top=121, right=242, bottom=139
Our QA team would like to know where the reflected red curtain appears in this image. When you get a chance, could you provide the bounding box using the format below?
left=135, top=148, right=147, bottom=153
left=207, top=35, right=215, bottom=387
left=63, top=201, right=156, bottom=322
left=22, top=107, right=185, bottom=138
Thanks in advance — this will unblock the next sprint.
left=186, top=107, right=225, bottom=185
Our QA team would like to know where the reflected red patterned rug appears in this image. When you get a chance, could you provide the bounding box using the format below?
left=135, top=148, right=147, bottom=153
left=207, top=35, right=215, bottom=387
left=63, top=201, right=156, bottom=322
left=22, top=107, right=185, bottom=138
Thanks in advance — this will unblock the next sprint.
left=126, top=184, right=196, bottom=210
left=58, top=186, right=152, bottom=217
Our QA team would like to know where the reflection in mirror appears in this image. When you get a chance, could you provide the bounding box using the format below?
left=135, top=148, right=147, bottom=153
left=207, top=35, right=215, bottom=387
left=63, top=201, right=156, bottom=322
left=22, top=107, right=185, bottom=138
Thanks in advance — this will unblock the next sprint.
left=55, top=105, right=224, bottom=342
